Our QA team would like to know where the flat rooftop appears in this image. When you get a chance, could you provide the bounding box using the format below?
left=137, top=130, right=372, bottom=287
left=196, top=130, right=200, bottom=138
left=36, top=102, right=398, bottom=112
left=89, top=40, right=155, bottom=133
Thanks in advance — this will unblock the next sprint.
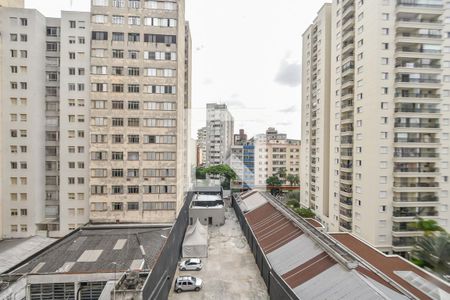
left=10, top=226, right=170, bottom=275
left=0, top=236, right=56, bottom=274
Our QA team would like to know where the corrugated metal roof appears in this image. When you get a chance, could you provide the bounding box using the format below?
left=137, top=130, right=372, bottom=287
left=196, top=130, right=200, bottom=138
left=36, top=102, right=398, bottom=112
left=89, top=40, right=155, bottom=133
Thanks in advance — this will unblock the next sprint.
left=331, top=233, right=450, bottom=300
left=266, top=235, right=323, bottom=275
left=240, top=192, right=267, bottom=212
left=246, top=203, right=303, bottom=253
left=292, top=265, right=388, bottom=300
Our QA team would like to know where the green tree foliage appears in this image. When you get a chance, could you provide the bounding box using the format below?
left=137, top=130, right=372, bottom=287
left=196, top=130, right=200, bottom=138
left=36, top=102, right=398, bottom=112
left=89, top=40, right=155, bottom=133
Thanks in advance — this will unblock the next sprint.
left=415, top=217, right=444, bottom=236
left=286, top=174, right=300, bottom=186
left=266, top=175, right=282, bottom=195
left=276, top=168, right=287, bottom=180
left=195, top=167, right=207, bottom=180
left=412, top=232, right=450, bottom=275
left=294, top=207, right=315, bottom=218
left=202, top=164, right=237, bottom=189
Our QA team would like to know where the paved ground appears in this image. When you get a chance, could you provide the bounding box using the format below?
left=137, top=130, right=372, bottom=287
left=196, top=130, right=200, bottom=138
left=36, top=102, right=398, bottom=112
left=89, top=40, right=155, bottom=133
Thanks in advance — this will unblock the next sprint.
left=168, top=206, right=269, bottom=300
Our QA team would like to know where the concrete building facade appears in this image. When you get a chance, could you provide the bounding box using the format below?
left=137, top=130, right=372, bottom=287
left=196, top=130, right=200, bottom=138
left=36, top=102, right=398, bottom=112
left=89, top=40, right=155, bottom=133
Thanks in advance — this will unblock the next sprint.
left=205, top=103, right=234, bottom=166
left=302, top=0, right=450, bottom=254
left=0, top=3, right=91, bottom=238
left=253, top=128, right=301, bottom=188
left=89, top=0, right=190, bottom=224
left=196, top=126, right=207, bottom=167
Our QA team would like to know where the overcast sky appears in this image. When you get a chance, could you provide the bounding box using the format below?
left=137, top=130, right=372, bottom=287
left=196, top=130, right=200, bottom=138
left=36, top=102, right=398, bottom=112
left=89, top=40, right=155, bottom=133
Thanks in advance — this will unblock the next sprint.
left=26, top=0, right=326, bottom=139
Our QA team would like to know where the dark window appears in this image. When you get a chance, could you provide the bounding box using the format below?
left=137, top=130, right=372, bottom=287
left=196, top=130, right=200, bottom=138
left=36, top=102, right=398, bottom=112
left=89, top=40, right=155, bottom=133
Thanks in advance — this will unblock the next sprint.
left=92, top=31, right=108, bottom=40
left=112, top=32, right=124, bottom=41
left=128, top=33, right=140, bottom=42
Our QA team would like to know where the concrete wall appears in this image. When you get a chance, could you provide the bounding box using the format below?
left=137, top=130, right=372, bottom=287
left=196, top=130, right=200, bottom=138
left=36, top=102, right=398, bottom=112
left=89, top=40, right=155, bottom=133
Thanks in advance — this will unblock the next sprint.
left=189, top=207, right=225, bottom=226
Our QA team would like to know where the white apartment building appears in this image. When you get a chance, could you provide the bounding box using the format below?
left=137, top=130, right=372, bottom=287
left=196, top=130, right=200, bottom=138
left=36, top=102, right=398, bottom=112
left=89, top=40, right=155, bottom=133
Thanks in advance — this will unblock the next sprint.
left=205, top=103, right=234, bottom=166
left=89, top=0, right=190, bottom=224
left=0, top=3, right=90, bottom=238
left=254, top=128, right=301, bottom=188
left=302, top=0, right=450, bottom=254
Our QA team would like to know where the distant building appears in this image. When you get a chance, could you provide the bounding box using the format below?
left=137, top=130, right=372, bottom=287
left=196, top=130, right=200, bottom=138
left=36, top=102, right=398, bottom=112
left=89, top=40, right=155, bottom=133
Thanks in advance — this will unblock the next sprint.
left=230, top=130, right=255, bottom=190
left=253, top=128, right=301, bottom=188
left=205, top=103, right=234, bottom=166
left=196, top=126, right=207, bottom=167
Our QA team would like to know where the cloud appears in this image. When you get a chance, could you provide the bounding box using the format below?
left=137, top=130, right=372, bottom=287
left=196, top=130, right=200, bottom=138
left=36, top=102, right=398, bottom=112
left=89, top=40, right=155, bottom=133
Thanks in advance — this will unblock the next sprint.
left=278, top=105, right=297, bottom=113
left=276, top=122, right=292, bottom=126
left=274, top=57, right=301, bottom=87
left=203, top=78, right=213, bottom=85
left=225, top=100, right=246, bottom=108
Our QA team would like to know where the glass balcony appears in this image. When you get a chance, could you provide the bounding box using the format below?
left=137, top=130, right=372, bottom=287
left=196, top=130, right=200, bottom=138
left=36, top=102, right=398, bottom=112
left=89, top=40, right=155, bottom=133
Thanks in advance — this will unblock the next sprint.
left=395, top=103, right=439, bottom=113
left=392, top=237, right=417, bottom=247
left=394, top=193, right=438, bottom=202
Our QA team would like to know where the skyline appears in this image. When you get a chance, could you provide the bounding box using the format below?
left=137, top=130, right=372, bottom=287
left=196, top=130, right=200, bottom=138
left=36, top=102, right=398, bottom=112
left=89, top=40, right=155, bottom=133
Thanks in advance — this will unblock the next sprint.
left=25, top=0, right=327, bottom=139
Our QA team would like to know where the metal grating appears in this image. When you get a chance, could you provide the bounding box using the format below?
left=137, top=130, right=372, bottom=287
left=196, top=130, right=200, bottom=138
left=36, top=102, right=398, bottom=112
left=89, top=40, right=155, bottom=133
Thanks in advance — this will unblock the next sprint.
left=30, top=283, right=75, bottom=300
left=79, top=281, right=107, bottom=300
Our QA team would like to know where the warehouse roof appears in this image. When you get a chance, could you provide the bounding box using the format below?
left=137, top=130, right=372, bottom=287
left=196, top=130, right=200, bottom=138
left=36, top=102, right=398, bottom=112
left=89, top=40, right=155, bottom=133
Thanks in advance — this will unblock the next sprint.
left=237, top=191, right=450, bottom=300
left=0, top=236, right=56, bottom=274
left=10, top=226, right=170, bottom=275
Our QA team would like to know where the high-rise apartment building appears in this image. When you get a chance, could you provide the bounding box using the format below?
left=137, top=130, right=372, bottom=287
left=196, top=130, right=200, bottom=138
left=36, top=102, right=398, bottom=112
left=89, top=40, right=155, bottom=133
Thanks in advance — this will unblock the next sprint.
left=89, top=0, right=190, bottom=223
left=0, top=4, right=91, bottom=238
left=196, top=126, right=207, bottom=166
left=253, top=128, right=301, bottom=188
left=302, top=0, right=450, bottom=254
left=230, top=129, right=255, bottom=190
left=205, top=103, right=234, bottom=166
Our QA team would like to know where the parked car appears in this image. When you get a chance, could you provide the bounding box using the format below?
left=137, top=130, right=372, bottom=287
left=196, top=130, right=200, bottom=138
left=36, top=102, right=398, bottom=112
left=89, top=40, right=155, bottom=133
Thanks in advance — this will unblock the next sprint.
left=174, top=276, right=203, bottom=293
left=179, top=258, right=203, bottom=271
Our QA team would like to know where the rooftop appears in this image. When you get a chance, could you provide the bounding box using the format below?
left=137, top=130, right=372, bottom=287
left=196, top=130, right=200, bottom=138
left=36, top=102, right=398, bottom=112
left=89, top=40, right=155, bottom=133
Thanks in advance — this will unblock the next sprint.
left=236, top=191, right=450, bottom=300
left=0, top=236, right=56, bottom=274
left=9, top=226, right=170, bottom=275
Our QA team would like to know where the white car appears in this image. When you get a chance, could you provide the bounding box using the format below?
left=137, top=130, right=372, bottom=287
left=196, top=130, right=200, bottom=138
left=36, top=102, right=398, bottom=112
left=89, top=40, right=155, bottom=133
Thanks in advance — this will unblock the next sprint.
left=179, top=258, right=203, bottom=271
left=174, top=276, right=203, bottom=293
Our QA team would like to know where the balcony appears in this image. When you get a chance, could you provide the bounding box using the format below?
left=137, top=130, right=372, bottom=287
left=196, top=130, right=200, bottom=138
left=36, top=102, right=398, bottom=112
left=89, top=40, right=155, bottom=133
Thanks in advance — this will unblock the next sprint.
left=394, top=149, right=439, bottom=159
left=396, top=0, right=443, bottom=9
left=394, top=105, right=440, bottom=114
left=339, top=220, right=352, bottom=232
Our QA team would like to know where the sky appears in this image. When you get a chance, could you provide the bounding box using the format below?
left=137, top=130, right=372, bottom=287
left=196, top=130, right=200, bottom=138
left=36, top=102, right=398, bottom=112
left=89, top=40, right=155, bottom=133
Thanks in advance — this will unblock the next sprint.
left=25, top=0, right=326, bottom=139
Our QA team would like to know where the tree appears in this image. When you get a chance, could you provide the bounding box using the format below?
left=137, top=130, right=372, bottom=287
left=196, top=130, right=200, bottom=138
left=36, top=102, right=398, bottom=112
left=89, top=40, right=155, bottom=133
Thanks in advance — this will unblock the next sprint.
left=286, top=174, right=300, bottom=186
left=412, top=232, right=450, bottom=275
left=203, top=164, right=237, bottom=190
left=266, top=176, right=282, bottom=195
left=415, top=218, right=444, bottom=237
left=276, top=168, right=287, bottom=180
left=195, top=167, right=207, bottom=180
left=294, top=207, right=315, bottom=218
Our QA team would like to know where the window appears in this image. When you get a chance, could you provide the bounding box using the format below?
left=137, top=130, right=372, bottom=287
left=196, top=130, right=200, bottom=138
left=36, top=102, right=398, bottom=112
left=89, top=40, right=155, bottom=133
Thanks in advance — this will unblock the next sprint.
left=128, top=202, right=139, bottom=210
left=112, top=15, right=125, bottom=24
left=128, top=16, right=141, bottom=25
left=112, top=169, right=124, bottom=177
left=69, top=52, right=76, bottom=59
left=112, top=118, right=124, bottom=126
left=128, top=152, right=140, bottom=160
left=112, top=202, right=124, bottom=211
left=20, top=225, right=27, bottom=232
left=128, top=33, right=140, bottom=42
left=382, top=28, right=389, bottom=35
left=10, top=34, right=17, bottom=41
left=112, top=101, right=124, bottom=109
left=112, top=66, right=124, bottom=75
left=92, top=31, right=108, bottom=40
left=112, top=186, right=124, bottom=194
left=382, top=43, right=389, bottom=50
left=112, top=84, right=124, bottom=93
left=92, top=15, right=107, bottom=24
left=20, top=18, right=28, bottom=26
left=112, top=32, right=124, bottom=41
left=128, top=67, right=140, bottom=76
left=128, top=50, right=139, bottom=59
left=93, top=0, right=108, bottom=6
left=381, top=72, right=388, bottom=80
left=379, top=205, right=387, bottom=213
left=112, top=49, right=124, bottom=58
left=128, top=84, right=140, bottom=93
left=112, top=152, right=124, bottom=160
left=381, top=57, right=389, bottom=65
left=128, top=101, right=140, bottom=110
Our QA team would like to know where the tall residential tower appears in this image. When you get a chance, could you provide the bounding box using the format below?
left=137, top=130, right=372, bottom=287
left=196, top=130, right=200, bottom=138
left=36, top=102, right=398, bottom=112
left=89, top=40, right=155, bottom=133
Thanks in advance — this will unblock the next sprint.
left=89, top=0, right=190, bottom=223
left=302, top=0, right=450, bottom=254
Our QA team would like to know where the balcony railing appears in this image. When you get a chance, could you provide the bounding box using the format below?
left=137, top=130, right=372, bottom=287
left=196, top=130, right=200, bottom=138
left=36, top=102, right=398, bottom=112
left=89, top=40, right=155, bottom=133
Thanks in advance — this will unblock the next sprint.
left=394, top=122, right=440, bottom=128
left=396, top=47, right=441, bottom=54
left=394, top=196, right=438, bottom=202
left=395, top=78, right=441, bottom=84
left=394, top=167, right=438, bottom=172
left=394, top=182, right=439, bottom=188
left=397, top=0, right=443, bottom=8
left=395, top=107, right=440, bottom=113
left=395, top=93, right=440, bottom=98
left=394, top=137, right=439, bottom=143
left=397, top=18, right=442, bottom=24
left=396, top=33, right=442, bottom=39
left=393, top=211, right=438, bottom=217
